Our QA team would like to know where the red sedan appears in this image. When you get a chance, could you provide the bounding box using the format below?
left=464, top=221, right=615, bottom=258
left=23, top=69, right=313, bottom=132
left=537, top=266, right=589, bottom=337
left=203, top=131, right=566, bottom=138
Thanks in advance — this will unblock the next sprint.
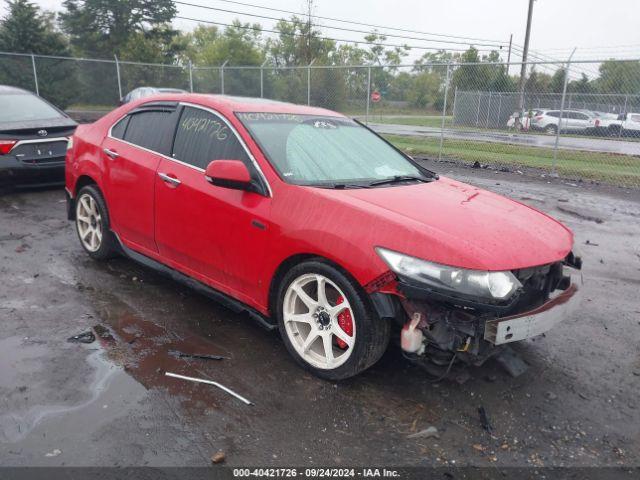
left=65, top=94, right=582, bottom=380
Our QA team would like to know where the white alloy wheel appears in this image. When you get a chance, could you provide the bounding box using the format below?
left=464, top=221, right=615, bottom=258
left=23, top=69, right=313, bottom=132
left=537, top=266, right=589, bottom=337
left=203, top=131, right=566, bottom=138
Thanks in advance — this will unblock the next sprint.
left=283, top=273, right=356, bottom=370
left=76, top=193, right=103, bottom=252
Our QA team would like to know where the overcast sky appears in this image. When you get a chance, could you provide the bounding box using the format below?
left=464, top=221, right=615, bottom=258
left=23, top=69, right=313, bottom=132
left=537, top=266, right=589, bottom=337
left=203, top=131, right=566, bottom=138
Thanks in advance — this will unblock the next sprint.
left=5, top=0, right=640, bottom=63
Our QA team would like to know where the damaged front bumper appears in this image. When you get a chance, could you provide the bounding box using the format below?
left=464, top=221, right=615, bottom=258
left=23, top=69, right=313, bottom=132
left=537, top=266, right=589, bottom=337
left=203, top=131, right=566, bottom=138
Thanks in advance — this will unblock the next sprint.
left=370, top=256, right=583, bottom=365
left=484, top=274, right=583, bottom=345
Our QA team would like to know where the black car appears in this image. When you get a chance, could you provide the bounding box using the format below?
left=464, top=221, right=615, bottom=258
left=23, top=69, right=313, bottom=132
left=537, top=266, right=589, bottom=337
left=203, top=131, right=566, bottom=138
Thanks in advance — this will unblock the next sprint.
left=0, top=86, right=77, bottom=188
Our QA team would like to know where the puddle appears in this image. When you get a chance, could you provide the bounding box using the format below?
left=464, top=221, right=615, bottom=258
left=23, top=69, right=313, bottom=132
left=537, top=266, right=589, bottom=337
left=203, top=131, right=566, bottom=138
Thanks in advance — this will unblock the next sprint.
left=0, top=337, right=122, bottom=443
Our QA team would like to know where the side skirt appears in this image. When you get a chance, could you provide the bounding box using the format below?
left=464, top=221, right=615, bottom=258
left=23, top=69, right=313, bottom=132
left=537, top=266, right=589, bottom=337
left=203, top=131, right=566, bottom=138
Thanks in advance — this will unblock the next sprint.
left=117, top=239, right=277, bottom=332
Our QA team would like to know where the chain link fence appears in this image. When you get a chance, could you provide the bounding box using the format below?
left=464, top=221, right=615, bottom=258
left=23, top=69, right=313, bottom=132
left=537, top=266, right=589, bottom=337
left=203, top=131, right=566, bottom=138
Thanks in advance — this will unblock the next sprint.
left=2, top=51, right=639, bottom=188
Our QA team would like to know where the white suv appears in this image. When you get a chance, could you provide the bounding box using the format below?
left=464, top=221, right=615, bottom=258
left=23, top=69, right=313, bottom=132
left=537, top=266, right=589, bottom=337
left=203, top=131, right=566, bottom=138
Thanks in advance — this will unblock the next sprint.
left=530, top=109, right=598, bottom=134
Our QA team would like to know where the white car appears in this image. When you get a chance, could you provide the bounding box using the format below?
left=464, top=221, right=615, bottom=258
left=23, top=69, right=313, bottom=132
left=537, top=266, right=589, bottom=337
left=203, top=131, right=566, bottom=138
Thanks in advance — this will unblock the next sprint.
left=530, top=109, right=598, bottom=134
left=605, top=112, right=640, bottom=137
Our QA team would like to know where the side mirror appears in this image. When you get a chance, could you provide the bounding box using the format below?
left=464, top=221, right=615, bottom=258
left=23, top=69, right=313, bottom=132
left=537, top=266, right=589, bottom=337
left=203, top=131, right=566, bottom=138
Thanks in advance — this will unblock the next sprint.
left=205, top=160, right=253, bottom=191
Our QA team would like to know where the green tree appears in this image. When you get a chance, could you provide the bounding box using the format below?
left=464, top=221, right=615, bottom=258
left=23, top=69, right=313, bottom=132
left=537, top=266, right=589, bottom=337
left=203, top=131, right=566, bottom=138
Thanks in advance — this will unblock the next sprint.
left=0, top=0, right=76, bottom=107
left=525, top=68, right=552, bottom=93
left=407, top=71, right=441, bottom=109
left=59, top=0, right=177, bottom=58
left=596, top=60, right=640, bottom=94
left=266, top=16, right=343, bottom=107
left=549, top=68, right=566, bottom=93
left=568, top=73, right=594, bottom=94
left=186, top=23, right=264, bottom=67
left=451, top=47, right=504, bottom=92
left=184, top=22, right=265, bottom=96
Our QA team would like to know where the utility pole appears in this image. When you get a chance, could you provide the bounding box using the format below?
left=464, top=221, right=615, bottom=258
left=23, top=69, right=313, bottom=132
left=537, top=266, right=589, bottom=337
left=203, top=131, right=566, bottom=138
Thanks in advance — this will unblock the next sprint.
left=306, top=0, right=314, bottom=64
left=518, top=0, right=535, bottom=112
left=506, top=33, right=513, bottom=74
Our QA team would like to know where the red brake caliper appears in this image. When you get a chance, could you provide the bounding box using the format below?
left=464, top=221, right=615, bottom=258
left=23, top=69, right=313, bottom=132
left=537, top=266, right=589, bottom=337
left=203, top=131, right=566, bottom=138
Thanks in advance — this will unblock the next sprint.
left=335, top=295, right=353, bottom=349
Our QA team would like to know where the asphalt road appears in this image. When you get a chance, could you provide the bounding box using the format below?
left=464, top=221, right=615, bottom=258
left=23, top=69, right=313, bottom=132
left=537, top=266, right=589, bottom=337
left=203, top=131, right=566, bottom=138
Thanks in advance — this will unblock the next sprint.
left=370, top=123, right=640, bottom=156
left=1, top=167, right=639, bottom=468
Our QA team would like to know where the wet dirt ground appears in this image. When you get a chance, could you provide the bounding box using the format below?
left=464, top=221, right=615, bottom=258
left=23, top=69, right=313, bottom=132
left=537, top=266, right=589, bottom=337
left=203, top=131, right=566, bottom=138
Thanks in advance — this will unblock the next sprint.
left=1, top=164, right=639, bottom=468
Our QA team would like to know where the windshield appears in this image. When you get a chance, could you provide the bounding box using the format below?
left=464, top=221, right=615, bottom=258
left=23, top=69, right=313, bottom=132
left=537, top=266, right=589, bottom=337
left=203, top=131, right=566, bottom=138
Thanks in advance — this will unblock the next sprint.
left=237, top=113, right=428, bottom=187
left=0, top=93, right=65, bottom=123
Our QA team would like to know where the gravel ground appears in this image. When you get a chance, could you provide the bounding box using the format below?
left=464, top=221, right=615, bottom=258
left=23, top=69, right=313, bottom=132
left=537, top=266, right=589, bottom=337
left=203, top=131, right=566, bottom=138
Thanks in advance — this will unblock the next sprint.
left=1, top=162, right=639, bottom=468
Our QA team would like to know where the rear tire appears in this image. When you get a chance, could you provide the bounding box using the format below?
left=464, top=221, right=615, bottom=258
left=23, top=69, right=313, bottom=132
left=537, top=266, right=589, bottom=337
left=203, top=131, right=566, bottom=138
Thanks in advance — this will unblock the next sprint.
left=275, top=259, right=390, bottom=380
left=75, top=185, right=118, bottom=260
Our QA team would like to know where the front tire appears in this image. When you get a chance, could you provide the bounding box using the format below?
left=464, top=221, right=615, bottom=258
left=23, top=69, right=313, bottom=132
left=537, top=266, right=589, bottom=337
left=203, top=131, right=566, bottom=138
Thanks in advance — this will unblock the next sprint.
left=75, top=185, right=118, bottom=260
left=545, top=124, right=558, bottom=135
left=276, top=260, right=390, bottom=380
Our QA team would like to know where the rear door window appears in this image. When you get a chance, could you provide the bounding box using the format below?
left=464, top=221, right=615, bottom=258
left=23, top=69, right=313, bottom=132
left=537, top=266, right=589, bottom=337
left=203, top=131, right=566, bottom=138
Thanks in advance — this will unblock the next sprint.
left=111, top=117, right=129, bottom=139
left=172, top=106, right=249, bottom=170
left=123, top=110, right=175, bottom=155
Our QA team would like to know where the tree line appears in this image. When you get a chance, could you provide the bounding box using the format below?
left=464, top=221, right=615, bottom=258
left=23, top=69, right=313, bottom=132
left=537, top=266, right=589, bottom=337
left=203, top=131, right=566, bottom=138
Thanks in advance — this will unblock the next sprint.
left=1, top=0, right=638, bottom=110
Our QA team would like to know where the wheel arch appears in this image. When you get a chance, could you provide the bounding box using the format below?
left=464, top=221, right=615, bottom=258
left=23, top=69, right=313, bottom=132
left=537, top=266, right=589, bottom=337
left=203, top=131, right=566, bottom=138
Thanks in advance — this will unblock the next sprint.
left=267, top=253, right=370, bottom=320
left=67, top=175, right=99, bottom=220
left=75, top=174, right=99, bottom=195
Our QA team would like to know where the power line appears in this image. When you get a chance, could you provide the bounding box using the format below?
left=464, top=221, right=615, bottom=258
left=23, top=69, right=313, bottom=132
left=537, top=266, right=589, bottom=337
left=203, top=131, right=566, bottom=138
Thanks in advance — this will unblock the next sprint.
left=533, top=43, right=640, bottom=52
left=175, top=16, right=501, bottom=53
left=176, top=0, right=507, bottom=45
left=174, top=1, right=505, bottom=48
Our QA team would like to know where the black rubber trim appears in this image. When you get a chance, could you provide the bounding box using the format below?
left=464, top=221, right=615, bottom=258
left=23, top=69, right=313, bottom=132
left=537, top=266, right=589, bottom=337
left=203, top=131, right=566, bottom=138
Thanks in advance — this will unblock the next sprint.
left=369, top=292, right=400, bottom=320
left=397, top=278, right=519, bottom=313
left=117, top=238, right=277, bottom=331
left=66, top=190, right=75, bottom=220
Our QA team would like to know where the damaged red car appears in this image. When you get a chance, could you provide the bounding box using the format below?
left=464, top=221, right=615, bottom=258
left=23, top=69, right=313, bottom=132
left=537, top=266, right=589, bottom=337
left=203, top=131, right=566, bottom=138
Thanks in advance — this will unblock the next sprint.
left=65, top=94, right=583, bottom=380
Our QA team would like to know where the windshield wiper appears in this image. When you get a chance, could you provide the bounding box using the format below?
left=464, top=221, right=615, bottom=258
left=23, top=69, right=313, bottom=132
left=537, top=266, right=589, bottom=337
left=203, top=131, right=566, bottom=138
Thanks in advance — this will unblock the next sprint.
left=368, top=175, right=430, bottom=187
left=306, top=182, right=372, bottom=189
left=332, top=183, right=372, bottom=189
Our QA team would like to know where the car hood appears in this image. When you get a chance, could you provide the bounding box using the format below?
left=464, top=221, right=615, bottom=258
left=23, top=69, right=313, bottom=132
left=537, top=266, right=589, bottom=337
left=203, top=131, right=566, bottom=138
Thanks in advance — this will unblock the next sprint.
left=313, top=177, right=573, bottom=271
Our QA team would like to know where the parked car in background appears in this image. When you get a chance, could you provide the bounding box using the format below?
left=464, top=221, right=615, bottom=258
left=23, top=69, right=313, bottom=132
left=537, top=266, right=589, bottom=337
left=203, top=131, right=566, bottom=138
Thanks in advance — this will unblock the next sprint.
left=607, top=112, right=640, bottom=137
left=530, top=109, right=598, bottom=134
left=66, top=94, right=582, bottom=380
left=120, top=87, right=187, bottom=105
left=0, top=85, right=77, bottom=187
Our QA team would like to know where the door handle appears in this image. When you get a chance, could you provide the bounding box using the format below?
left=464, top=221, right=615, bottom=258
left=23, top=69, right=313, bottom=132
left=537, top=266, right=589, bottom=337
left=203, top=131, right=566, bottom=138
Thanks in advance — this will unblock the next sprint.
left=103, top=148, right=119, bottom=159
left=158, top=172, right=181, bottom=186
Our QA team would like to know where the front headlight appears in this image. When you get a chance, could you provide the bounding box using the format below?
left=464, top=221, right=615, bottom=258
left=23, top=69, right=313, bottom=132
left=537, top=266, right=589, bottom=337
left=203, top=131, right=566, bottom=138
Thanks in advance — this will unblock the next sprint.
left=66, top=137, right=74, bottom=151
left=376, top=247, right=522, bottom=301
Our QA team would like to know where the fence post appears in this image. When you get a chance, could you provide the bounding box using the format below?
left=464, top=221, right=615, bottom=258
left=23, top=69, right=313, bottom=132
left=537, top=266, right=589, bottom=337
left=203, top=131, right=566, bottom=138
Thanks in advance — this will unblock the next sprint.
left=451, top=87, right=457, bottom=126
left=114, top=55, right=122, bottom=101
left=30, top=54, right=39, bottom=96
left=438, top=63, right=452, bottom=161
left=188, top=60, right=194, bottom=93
left=260, top=59, right=268, bottom=98
left=475, top=91, right=481, bottom=127
left=620, top=94, right=628, bottom=138
left=307, top=59, right=316, bottom=106
left=366, top=66, right=371, bottom=125
left=486, top=91, right=492, bottom=128
left=552, top=48, right=577, bottom=176
left=497, top=93, right=502, bottom=129
left=220, top=60, right=228, bottom=94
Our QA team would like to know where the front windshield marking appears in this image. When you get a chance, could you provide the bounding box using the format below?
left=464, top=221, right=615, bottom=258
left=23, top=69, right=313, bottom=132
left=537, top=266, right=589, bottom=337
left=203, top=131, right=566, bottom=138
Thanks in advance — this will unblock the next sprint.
left=236, top=113, right=427, bottom=187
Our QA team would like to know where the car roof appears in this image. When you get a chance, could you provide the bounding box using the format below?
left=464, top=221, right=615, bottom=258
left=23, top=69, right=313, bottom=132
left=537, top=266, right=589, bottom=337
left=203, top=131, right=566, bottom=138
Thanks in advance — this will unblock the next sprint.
left=133, top=93, right=345, bottom=117
left=0, top=85, right=33, bottom=95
